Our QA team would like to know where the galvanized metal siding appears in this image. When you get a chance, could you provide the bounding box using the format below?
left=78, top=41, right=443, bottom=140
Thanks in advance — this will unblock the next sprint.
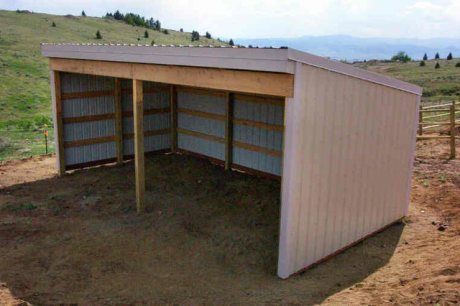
left=233, top=98, right=283, bottom=175
left=60, top=73, right=116, bottom=166
left=278, top=62, right=419, bottom=278
left=177, top=90, right=226, bottom=160
left=120, top=80, right=171, bottom=156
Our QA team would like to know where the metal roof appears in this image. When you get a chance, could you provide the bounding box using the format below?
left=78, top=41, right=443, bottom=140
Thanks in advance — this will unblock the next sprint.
left=41, top=43, right=422, bottom=95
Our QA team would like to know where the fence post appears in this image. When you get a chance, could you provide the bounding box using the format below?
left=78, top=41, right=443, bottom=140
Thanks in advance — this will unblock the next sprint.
left=450, top=101, right=456, bottom=159
left=418, top=104, right=423, bottom=135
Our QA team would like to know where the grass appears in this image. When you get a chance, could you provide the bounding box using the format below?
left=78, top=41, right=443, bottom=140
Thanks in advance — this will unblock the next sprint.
left=0, top=9, right=226, bottom=161
left=1, top=9, right=459, bottom=161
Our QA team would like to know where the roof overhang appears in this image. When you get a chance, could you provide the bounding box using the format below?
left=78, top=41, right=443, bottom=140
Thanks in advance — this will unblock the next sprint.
left=41, top=43, right=423, bottom=96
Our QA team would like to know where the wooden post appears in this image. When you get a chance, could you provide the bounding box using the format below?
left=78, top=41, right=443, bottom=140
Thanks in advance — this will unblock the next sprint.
left=450, top=101, right=456, bottom=159
left=114, top=78, right=123, bottom=164
left=133, top=79, right=145, bottom=213
left=52, top=71, right=66, bottom=175
left=225, top=92, right=234, bottom=170
left=170, top=85, right=178, bottom=152
left=418, top=104, right=423, bottom=136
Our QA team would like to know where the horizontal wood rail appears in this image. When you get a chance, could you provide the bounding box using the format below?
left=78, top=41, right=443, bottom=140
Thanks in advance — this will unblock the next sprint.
left=422, top=101, right=460, bottom=110
left=177, top=128, right=225, bottom=143
left=178, top=108, right=226, bottom=121
left=123, top=128, right=170, bottom=139
left=233, top=141, right=282, bottom=157
left=122, top=107, right=170, bottom=117
left=61, top=90, right=114, bottom=100
left=234, top=118, right=284, bottom=131
left=64, top=135, right=116, bottom=148
left=177, top=86, right=227, bottom=98
left=50, top=58, right=294, bottom=97
left=177, top=127, right=282, bottom=157
left=63, top=113, right=115, bottom=124
left=177, top=107, right=284, bottom=131
left=121, top=87, right=169, bottom=94
left=234, top=93, right=285, bottom=106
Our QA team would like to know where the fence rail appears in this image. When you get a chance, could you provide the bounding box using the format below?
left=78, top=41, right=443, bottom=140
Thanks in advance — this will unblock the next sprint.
left=417, top=101, right=459, bottom=159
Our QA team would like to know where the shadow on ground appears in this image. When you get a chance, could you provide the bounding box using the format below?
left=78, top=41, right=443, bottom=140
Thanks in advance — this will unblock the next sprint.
left=0, top=154, right=403, bottom=304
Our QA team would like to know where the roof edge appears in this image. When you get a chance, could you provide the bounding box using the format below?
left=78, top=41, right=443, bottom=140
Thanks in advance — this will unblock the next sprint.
left=288, top=48, right=423, bottom=96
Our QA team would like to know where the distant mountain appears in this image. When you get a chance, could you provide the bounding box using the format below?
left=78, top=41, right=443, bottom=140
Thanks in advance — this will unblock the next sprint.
left=235, top=35, right=460, bottom=61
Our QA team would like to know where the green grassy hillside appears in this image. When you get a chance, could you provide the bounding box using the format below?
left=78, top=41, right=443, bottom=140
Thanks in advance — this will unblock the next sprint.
left=0, top=9, right=226, bottom=161
left=353, top=59, right=460, bottom=103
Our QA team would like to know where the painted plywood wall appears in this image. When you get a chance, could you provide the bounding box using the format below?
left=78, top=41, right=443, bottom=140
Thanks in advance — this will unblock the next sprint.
left=278, top=62, right=419, bottom=278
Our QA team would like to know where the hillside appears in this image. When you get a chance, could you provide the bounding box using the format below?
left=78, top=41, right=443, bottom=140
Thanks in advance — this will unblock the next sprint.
left=0, top=9, right=226, bottom=161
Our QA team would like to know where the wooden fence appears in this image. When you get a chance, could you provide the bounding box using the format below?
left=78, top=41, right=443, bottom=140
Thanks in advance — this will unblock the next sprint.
left=417, top=101, right=459, bottom=159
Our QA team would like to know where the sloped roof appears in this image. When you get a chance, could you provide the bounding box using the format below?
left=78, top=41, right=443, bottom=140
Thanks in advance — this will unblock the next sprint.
left=41, top=43, right=422, bottom=95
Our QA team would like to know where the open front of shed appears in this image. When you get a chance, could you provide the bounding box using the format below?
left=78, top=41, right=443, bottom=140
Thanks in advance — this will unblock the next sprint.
left=41, top=43, right=422, bottom=279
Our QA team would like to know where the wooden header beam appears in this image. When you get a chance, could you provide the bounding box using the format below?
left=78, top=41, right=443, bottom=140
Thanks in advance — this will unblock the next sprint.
left=49, top=58, right=294, bottom=97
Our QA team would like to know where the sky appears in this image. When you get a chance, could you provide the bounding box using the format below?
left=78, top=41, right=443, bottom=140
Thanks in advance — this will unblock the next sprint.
left=1, top=0, right=460, bottom=39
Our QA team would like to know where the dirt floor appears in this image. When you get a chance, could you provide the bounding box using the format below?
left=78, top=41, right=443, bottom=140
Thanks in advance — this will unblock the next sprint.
left=0, top=138, right=459, bottom=305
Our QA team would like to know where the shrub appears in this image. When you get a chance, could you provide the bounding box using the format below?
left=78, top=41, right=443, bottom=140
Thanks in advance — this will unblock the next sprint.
left=419, top=60, right=426, bottom=66
left=96, top=30, right=102, bottom=39
left=447, top=52, right=453, bottom=60
left=151, top=40, right=155, bottom=46
left=191, top=31, right=199, bottom=41
left=229, top=39, right=234, bottom=46
left=391, top=51, right=411, bottom=63
left=455, top=62, right=460, bottom=67
left=435, top=62, right=440, bottom=69
left=144, top=30, right=149, bottom=38
left=81, top=10, right=86, bottom=17
left=180, top=28, right=183, bottom=32
left=423, top=53, right=428, bottom=61
left=162, top=29, right=169, bottom=35
left=205, top=31, right=212, bottom=39
left=51, top=21, right=56, bottom=27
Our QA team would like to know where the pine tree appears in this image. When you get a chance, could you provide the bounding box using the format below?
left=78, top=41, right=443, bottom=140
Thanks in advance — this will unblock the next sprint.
left=435, top=52, right=440, bottom=59
left=114, top=10, right=123, bottom=20
left=419, top=60, right=426, bottom=67
left=191, top=31, right=200, bottom=41
left=205, top=31, right=212, bottom=39
left=229, top=39, right=234, bottom=46
left=96, top=30, right=102, bottom=39
left=447, top=52, right=453, bottom=60
left=435, top=62, right=440, bottom=69
left=81, top=10, right=86, bottom=17
left=144, top=30, right=149, bottom=38
left=180, top=28, right=183, bottom=32
left=423, top=53, right=428, bottom=61
left=51, top=21, right=56, bottom=27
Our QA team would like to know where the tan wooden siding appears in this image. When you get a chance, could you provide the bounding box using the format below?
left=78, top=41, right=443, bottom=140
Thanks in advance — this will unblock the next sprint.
left=278, top=62, right=419, bottom=278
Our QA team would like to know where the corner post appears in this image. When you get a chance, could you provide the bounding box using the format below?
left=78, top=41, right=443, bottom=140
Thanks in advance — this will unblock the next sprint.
left=133, top=79, right=145, bottom=213
left=51, top=70, right=65, bottom=175
left=225, top=92, right=234, bottom=170
left=114, top=78, right=123, bottom=164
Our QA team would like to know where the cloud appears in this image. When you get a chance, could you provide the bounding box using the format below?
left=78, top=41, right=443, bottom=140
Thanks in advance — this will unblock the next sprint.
left=1, top=0, right=459, bottom=38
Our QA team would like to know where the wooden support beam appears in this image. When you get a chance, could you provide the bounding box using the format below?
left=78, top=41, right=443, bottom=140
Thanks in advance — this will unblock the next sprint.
left=418, top=104, right=423, bottom=136
left=170, top=85, right=178, bottom=153
left=52, top=71, right=66, bottom=175
left=225, top=92, right=234, bottom=170
left=133, top=79, right=145, bottom=213
left=50, top=58, right=294, bottom=97
left=114, top=78, right=123, bottom=164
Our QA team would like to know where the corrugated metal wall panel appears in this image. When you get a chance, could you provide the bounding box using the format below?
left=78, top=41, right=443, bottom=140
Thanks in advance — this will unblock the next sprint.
left=120, top=80, right=171, bottom=155
left=278, top=62, right=419, bottom=278
left=65, top=142, right=116, bottom=165
left=61, top=73, right=116, bottom=166
left=177, top=89, right=226, bottom=160
left=232, top=98, right=284, bottom=175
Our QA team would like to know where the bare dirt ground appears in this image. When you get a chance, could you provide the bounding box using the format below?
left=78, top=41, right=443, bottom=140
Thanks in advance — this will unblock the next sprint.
left=0, top=139, right=459, bottom=305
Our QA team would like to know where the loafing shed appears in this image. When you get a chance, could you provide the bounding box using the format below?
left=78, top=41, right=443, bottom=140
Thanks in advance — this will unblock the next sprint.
left=41, top=43, right=422, bottom=279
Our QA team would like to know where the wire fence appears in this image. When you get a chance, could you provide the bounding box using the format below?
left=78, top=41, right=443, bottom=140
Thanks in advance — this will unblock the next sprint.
left=0, top=128, right=54, bottom=160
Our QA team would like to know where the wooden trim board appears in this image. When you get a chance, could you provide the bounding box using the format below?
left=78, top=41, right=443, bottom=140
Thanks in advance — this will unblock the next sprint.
left=50, top=58, right=294, bottom=97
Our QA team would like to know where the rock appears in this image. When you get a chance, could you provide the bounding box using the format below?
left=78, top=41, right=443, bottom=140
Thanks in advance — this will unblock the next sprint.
left=437, top=225, right=446, bottom=231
